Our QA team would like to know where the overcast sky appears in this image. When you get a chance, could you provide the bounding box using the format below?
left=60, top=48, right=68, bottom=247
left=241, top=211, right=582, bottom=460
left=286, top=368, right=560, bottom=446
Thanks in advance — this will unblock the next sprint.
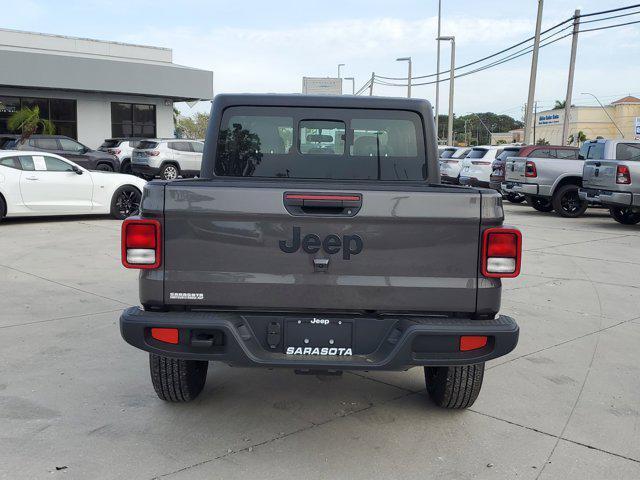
left=7, top=0, right=640, bottom=119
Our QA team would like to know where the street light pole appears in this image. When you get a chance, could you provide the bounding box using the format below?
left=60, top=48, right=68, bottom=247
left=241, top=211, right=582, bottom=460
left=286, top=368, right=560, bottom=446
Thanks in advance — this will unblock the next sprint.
left=437, top=36, right=455, bottom=145
left=337, top=63, right=345, bottom=78
left=581, top=92, right=625, bottom=138
left=396, top=57, right=412, bottom=98
left=344, top=77, right=355, bottom=95
left=435, top=0, right=442, bottom=141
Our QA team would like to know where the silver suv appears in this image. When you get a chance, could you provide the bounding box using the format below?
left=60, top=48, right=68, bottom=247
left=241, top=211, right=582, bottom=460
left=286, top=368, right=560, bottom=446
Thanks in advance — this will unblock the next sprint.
left=131, top=139, right=204, bottom=180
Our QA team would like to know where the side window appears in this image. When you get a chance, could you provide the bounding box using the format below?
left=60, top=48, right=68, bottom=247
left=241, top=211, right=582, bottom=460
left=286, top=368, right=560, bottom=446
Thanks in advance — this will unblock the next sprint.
left=533, top=149, right=552, bottom=158
left=191, top=142, right=204, bottom=153
left=556, top=149, right=578, bottom=160
left=19, top=156, right=35, bottom=171
left=33, top=138, right=60, bottom=150
left=169, top=141, right=192, bottom=152
left=0, top=156, right=21, bottom=169
left=43, top=156, right=74, bottom=172
left=300, top=120, right=345, bottom=155
left=616, top=143, right=640, bottom=161
left=58, top=138, right=85, bottom=152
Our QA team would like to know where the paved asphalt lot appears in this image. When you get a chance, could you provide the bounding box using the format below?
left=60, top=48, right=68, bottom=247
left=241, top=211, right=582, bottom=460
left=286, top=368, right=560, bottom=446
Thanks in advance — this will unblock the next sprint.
left=1, top=203, right=639, bottom=480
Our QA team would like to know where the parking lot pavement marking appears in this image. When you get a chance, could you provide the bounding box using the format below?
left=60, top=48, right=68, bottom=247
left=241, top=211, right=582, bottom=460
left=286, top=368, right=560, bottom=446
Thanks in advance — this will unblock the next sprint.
left=0, top=308, right=124, bottom=330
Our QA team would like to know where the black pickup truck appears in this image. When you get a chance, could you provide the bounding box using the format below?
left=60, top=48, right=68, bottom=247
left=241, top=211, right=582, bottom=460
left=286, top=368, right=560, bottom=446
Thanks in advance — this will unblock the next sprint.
left=119, top=94, right=521, bottom=409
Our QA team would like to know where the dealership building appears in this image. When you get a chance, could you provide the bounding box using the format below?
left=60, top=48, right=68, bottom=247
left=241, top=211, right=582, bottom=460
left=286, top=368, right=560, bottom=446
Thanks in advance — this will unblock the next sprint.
left=0, top=28, right=213, bottom=148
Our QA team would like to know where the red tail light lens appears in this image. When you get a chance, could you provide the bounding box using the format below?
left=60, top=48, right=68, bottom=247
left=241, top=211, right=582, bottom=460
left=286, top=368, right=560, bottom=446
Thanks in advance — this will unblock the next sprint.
left=107, top=148, right=121, bottom=155
left=482, top=227, right=522, bottom=278
left=151, top=328, right=179, bottom=344
left=148, top=150, right=160, bottom=156
left=525, top=161, right=537, bottom=177
left=616, top=165, right=631, bottom=184
left=460, top=335, right=488, bottom=351
left=121, top=218, right=161, bottom=269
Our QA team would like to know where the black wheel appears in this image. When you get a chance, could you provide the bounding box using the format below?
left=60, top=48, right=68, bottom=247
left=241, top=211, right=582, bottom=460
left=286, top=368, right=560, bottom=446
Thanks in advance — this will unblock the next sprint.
left=425, top=364, right=485, bottom=409
left=149, top=354, right=208, bottom=402
left=0, top=194, right=6, bottom=222
left=610, top=207, right=640, bottom=225
left=120, top=159, right=132, bottom=174
left=525, top=195, right=554, bottom=212
left=159, top=163, right=180, bottom=180
left=505, top=192, right=526, bottom=204
left=110, top=185, right=141, bottom=220
left=96, top=163, right=114, bottom=172
left=552, top=184, right=588, bottom=218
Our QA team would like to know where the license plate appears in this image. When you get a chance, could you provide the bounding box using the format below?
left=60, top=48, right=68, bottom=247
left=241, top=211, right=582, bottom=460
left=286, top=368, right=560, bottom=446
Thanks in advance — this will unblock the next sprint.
left=285, top=318, right=353, bottom=356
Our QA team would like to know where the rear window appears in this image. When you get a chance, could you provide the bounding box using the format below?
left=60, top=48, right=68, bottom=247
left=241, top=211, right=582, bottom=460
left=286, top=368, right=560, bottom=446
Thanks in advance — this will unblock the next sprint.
left=138, top=141, right=159, bottom=149
left=129, top=140, right=143, bottom=148
left=579, top=142, right=605, bottom=160
left=496, top=148, right=521, bottom=161
left=214, top=107, right=424, bottom=181
left=616, top=143, right=640, bottom=161
left=440, top=148, right=456, bottom=159
left=100, top=139, right=121, bottom=148
left=467, top=148, right=488, bottom=159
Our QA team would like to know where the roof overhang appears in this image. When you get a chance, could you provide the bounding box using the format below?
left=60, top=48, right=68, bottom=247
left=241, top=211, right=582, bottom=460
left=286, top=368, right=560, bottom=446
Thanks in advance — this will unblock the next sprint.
left=0, top=49, right=213, bottom=101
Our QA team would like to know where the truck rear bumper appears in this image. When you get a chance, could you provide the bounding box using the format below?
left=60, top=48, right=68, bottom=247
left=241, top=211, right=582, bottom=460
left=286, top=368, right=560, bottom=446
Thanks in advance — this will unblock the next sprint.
left=501, top=181, right=539, bottom=196
left=579, top=188, right=638, bottom=207
left=120, top=307, right=519, bottom=370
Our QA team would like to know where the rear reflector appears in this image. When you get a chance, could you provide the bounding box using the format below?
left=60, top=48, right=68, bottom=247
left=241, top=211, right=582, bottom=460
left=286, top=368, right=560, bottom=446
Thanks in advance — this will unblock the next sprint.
left=460, top=335, right=488, bottom=351
left=151, top=328, right=179, bottom=344
left=121, top=218, right=161, bottom=269
left=482, top=227, right=522, bottom=278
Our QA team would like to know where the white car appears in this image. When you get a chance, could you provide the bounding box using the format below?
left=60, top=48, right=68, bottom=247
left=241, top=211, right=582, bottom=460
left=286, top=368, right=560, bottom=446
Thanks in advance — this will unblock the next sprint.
left=439, top=147, right=471, bottom=184
left=97, top=138, right=146, bottom=174
left=458, top=146, right=503, bottom=187
left=131, top=139, right=204, bottom=180
left=0, top=150, right=147, bottom=221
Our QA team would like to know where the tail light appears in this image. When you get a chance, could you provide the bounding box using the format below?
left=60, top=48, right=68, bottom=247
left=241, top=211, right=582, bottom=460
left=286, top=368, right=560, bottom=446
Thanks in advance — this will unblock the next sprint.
left=482, top=227, right=522, bottom=278
left=525, top=161, right=537, bottom=177
left=107, top=148, right=121, bottom=155
left=148, top=150, right=160, bottom=156
left=471, top=161, right=492, bottom=165
left=121, top=218, right=161, bottom=269
left=616, top=165, right=631, bottom=184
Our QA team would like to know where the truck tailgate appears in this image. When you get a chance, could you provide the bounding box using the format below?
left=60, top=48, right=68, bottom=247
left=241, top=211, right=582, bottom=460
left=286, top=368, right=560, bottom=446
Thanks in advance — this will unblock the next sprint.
left=504, top=158, right=527, bottom=182
left=162, top=182, right=484, bottom=313
left=583, top=160, right=620, bottom=189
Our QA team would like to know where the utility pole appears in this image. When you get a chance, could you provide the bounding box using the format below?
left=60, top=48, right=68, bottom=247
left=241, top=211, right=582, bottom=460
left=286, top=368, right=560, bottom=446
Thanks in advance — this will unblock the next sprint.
left=435, top=0, right=442, bottom=141
left=437, top=36, right=455, bottom=145
left=562, top=9, right=580, bottom=145
left=533, top=100, right=538, bottom=143
left=369, top=72, right=375, bottom=96
left=524, top=0, right=544, bottom=144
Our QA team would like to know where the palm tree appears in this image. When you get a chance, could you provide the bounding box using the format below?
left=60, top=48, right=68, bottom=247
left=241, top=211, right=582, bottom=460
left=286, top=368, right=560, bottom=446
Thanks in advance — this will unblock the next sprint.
left=553, top=100, right=566, bottom=110
left=567, top=130, right=587, bottom=146
left=8, top=106, right=55, bottom=143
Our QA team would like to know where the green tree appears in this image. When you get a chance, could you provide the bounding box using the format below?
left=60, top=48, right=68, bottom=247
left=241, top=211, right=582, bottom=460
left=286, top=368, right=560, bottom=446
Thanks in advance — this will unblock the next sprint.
left=8, top=106, right=55, bottom=142
left=535, top=138, right=550, bottom=146
left=553, top=100, right=566, bottom=110
left=438, top=112, right=523, bottom=146
left=567, top=130, right=587, bottom=146
left=176, top=112, right=210, bottom=139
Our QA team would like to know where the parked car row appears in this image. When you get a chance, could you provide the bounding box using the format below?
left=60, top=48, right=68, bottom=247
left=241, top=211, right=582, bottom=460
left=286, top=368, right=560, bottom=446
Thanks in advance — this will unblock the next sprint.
left=0, top=134, right=205, bottom=181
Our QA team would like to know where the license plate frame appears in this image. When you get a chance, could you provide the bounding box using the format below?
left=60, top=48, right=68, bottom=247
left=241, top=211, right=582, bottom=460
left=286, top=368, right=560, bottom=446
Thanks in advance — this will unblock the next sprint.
left=284, top=318, right=353, bottom=356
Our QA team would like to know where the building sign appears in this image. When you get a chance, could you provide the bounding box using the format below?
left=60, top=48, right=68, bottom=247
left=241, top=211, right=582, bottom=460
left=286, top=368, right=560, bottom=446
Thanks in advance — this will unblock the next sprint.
left=538, top=113, right=561, bottom=125
left=302, top=77, right=343, bottom=95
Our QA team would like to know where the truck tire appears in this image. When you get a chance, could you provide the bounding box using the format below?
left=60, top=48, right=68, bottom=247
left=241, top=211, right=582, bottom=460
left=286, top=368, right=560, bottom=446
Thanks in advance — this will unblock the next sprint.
left=552, top=184, right=588, bottom=218
left=525, top=195, right=553, bottom=212
left=149, top=353, right=208, bottom=402
left=425, top=363, right=484, bottom=409
left=610, top=207, right=640, bottom=225
left=159, top=163, right=180, bottom=180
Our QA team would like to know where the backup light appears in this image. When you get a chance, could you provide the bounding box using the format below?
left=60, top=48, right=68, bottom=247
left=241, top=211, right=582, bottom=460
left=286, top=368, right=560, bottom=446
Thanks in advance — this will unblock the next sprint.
left=482, top=228, right=522, bottom=278
left=121, top=218, right=161, bottom=269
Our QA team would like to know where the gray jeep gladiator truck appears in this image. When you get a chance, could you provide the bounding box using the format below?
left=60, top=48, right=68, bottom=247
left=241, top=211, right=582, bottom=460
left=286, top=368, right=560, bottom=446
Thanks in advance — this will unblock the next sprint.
left=579, top=140, right=640, bottom=225
left=119, top=94, right=521, bottom=409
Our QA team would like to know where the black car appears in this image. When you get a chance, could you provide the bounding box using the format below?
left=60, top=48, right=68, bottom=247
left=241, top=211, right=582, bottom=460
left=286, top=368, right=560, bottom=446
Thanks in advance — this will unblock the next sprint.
left=4, top=134, right=119, bottom=171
